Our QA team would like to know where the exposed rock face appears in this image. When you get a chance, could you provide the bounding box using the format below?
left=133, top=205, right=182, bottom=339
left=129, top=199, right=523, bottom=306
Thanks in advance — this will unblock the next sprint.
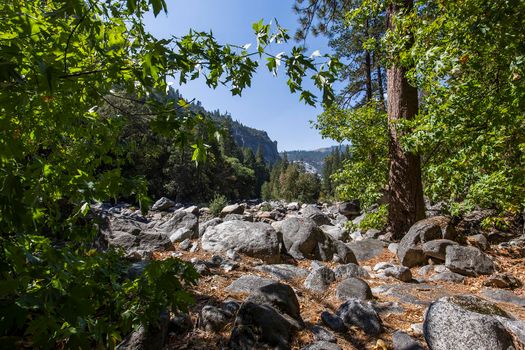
left=274, top=217, right=335, bottom=261
left=445, top=245, right=495, bottom=276
left=423, top=295, right=515, bottom=350
left=201, top=221, right=281, bottom=263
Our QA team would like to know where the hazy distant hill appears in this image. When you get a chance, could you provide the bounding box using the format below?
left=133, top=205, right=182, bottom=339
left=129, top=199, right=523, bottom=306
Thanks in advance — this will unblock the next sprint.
left=168, top=89, right=280, bottom=164
left=281, top=145, right=349, bottom=173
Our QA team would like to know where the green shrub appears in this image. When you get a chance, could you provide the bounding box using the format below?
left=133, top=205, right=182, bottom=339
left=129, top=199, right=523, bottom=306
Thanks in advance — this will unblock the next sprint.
left=0, top=236, right=199, bottom=348
left=346, top=205, right=388, bottom=232
left=259, top=202, right=273, bottom=212
left=209, top=194, right=228, bottom=216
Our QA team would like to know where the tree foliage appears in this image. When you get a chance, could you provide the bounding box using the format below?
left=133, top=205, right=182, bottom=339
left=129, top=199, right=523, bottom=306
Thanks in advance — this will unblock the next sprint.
left=0, top=0, right=339, bottom=347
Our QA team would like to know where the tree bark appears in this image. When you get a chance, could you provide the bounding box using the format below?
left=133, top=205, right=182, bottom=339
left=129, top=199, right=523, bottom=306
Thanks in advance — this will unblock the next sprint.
left=364, top=19, right=373, bottom=102
left=386, top=0, right=425, bottom=240
left=376, top=64, right=385, bottom=109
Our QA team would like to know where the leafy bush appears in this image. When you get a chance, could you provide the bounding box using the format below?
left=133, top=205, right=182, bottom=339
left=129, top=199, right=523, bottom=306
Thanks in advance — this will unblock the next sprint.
left=0, top=236, right=198, bottom=348
left=259, top=202, right=273, bottom=212
left=346, top=205, right=388, bottom=232
left=209, top=194, right=228, bottom=216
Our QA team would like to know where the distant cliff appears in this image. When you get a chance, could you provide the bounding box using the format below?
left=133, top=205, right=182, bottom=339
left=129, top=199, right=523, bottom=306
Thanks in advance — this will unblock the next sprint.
left=282, top=145, right=349, bottom=173
left=167, top=89, right=280, bottom=164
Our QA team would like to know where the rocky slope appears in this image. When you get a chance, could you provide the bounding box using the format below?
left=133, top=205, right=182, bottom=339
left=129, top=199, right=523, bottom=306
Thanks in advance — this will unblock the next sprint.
left=98, top=200, right=525, bottom=350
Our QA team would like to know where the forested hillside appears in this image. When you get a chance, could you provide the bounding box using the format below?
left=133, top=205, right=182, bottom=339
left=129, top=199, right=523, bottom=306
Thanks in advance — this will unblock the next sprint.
left=1, top=1, right=524, bottom=349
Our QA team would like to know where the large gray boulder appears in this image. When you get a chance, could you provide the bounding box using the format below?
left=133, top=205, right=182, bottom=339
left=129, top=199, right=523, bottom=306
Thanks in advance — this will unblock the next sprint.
left=105, top=216, right=173, bottom=255
left=397, top=216, right=456, bottom=267
left=201, top=221, right=281, bottom=263
left=347, top=239, right=385, bottom=261
left=445, top=245, right=495, bottom=276
left=424, top=295, right=516, bottom=350
left=274, top=217, right=335, bottom=261
left=198, top=217, right=222, bottom=237
left=152, top=211, right=198, bottom=241
left=301, top=205, right=332, bottom=226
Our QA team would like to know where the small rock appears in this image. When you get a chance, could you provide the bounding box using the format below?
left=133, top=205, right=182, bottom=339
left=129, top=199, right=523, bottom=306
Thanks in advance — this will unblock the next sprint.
left=333, top=263, right=370, bottom=279
left=178, top=238, right=191, bottom=251
left=482, top=288, right=525, bottom=307
left=256, top=264, right=308, bottom=281
left=373, top=262, right=394, bottom=271
left=347, top=239, right=386, bottom=261
left=467, top=234, right=489, bottom=251
left=220, top=203, right=244, bottom=217
left=429, top=271, right=465, bottom=283
left=198, top=305, right=231, bottom=332
left=393, top=330, right=424, bottom=350
left=410, top=323, right=424, bottom=336
left=226, top=275, right=275, bottom=294
left=483, top=273, right=522, bottom=289
left=310, top=325, right=337, bottom=343
left=382, top=265, right=412, bottom=282
left=418, top=265, right=434, bottom=276
left=320, top=311, right=347, bottom=333
left=304, top=267, right=336, bottom=293
left=301, top=341, right=342, bottom=350
left=337, top=298, right=382, bottom=336
left=422, top=239, right=458, bottom=260
left=151, top=197, right=175, bottom=211
left=336, top=277, right=373, bottom=301
left=169, top=313, right=193, bottom=335
left=388, top=243, right=399, bottom=254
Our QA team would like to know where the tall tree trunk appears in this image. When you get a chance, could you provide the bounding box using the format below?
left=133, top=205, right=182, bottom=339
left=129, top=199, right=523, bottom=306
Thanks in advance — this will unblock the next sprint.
left=377, top=64, right=385, bottom=109
left=386, top=0, right=425, bottom=240
left=364, top=19, right=373, bottom=102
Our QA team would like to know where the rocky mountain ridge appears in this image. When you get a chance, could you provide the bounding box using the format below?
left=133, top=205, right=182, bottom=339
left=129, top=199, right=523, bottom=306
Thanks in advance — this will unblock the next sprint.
left=168, top=88, right=280, bottom=164
left=98, top=199, right=525, bottom=349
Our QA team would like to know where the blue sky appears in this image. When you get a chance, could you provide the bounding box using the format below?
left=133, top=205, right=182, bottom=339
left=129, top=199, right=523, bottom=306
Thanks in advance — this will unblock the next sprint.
left=143, top=1, right=338, bottom=152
